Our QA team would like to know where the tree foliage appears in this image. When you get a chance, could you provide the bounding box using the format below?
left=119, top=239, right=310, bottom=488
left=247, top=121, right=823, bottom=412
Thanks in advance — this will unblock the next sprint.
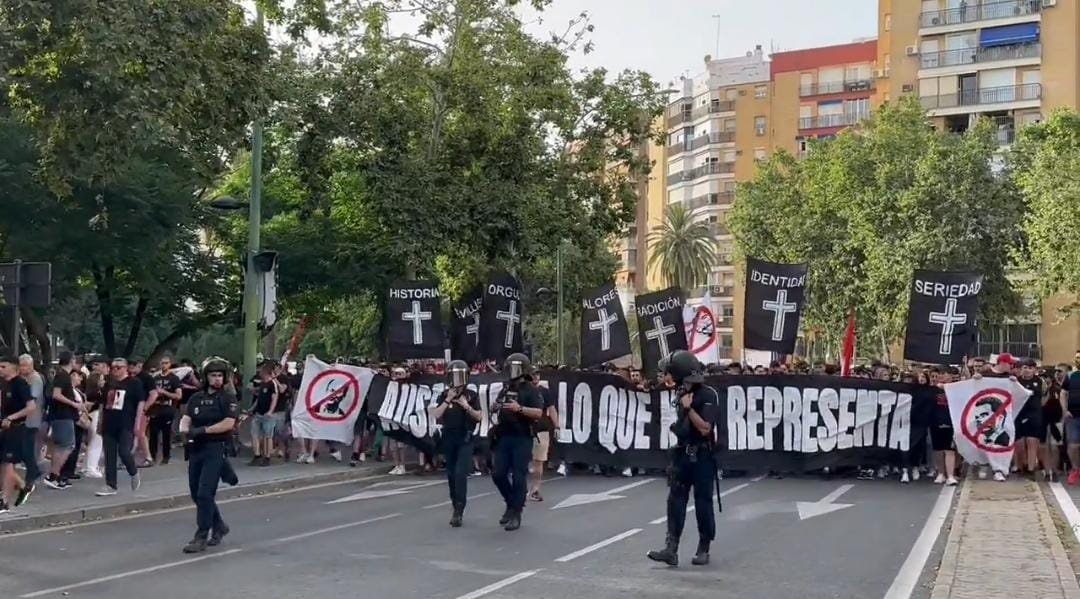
left=729, top=98, right=1023, bottom=359
left=647, top=204, right=718, bottom=294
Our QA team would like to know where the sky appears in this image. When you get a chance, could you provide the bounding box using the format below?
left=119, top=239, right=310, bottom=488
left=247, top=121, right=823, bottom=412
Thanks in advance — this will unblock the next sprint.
left=521, top=0, right=880, bottom=86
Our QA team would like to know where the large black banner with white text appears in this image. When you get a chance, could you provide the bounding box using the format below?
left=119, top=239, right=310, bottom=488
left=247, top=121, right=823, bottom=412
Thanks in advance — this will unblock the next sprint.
left=480, top=272, right=524, bottom=361
left=904, top=270, right=982, bottom=364
left=364, top=372, right=935, bottom=472
left=743, top=258, right=808, bottom=354
left=450, top=288, right=483, bottom=364
left=634, top=287, right=687, bottom=379
left=385, top=280, right=444, bottom=360
left=579, top=283, right=632, bottom=368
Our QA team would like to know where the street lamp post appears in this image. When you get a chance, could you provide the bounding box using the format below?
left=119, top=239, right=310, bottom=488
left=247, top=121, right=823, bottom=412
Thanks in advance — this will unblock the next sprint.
left=241, top=4, right=266, bottom=406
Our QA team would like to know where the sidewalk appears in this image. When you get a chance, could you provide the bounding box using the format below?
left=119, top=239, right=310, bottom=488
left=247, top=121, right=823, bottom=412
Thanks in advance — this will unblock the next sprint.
left=0, top=456, right=388, bottom=534
left=932, top=478, right=1080, bottom=599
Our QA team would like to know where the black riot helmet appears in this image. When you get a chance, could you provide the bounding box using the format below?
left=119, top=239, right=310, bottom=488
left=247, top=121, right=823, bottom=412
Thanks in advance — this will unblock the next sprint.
left=202, top=357, right=230, bottom=377
left=503, top=353, right=532, bottom=382
left=667, top=350, right=704, bottom=385
left=448, top=360, right=469, bottom=388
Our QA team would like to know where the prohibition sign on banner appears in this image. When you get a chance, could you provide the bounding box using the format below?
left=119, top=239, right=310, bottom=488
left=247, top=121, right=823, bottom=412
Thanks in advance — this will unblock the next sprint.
left=305, top=369, right=363, bottom=423
left=687, top=305, right=717, bottom=355
left=959, top=387, right=1014, bottom=454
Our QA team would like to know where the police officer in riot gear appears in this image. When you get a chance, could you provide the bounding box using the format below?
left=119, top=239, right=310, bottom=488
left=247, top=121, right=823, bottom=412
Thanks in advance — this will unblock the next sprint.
left=647, top=350, right=718, bottom=567
left=491, top=353, right=543, bottom=531
left=179, top=358, right=239, bottom=553
left=431, top=360, right=482, bottom=527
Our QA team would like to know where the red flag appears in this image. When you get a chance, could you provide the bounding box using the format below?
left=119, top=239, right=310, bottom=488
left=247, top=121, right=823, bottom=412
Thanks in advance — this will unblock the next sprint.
left=280, top=316, right=311, bottom=366
left=841, top=310, right=857, bottom=377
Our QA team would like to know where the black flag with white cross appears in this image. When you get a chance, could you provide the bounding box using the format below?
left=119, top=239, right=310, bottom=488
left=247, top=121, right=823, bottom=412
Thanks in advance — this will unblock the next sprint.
left=634, top=287, right=688, bottom=378
left=743, top=257, right=808, bottom=354
left=386, top=280, right=444, bottom=360
left=450, top=288, right=484, bottom=364
left=904, top=270, right=982, bottom=364
left=579, top=283, right=632, bottom=368
left=480, top=272, right=524, bottom=361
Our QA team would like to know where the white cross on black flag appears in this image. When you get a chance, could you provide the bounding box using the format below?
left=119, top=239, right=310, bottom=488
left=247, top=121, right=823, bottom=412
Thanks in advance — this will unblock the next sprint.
left=480, top=272, right=524, bottom=361
left=450, top=288, right=483, bottom=364
left=743, top=257, right=808, bottom=354
left=386, top=280, right=444, bottom=360
left=579, top=282, right=632, bottom=368
left=634, top=287, right=688, bottom=378
left=904, top=269, right=982, bottom=364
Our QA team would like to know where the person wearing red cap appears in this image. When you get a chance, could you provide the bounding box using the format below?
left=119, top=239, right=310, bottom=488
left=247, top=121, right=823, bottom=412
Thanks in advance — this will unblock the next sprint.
left=972, top=354, right=1017, bottom=481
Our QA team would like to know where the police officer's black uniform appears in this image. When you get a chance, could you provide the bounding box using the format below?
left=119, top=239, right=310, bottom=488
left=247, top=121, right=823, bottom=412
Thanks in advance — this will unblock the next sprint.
left=491, top=353, right=543, bottom=532
left=647, top=350, right=718, bottom=567
left=434, top=360, right=482, bottom=528
left=182, top=358, right=239, bottom=554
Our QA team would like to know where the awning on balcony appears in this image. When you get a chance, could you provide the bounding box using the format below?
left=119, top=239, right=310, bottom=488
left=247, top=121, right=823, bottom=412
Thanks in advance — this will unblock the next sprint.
left=980, top=23, right=1040, bottom=48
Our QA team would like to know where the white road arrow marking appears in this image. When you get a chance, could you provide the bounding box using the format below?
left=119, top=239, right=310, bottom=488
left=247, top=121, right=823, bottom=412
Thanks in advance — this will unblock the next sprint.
left=796, top=484, right=854, bottom=520
left=551, top=478, right=654, bottom=510
left=326, top=480, right=444, bottom=505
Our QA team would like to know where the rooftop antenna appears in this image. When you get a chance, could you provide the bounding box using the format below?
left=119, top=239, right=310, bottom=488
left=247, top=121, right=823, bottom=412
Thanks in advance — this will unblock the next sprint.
left=712, top=14, right=722, bottom=59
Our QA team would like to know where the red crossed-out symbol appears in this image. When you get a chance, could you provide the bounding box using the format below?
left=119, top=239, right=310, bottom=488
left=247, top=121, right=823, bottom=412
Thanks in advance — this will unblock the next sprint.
left=686, top=305, right=717, bottom=355
left=304, top=369, right=362, bottom=423
left=960, top=387, right=1014, bottom=453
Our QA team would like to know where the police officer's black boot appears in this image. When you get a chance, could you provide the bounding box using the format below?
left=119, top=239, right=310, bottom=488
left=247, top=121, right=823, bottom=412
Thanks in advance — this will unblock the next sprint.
left=646, top=534, right=679, bottom=567
left=503, top=508, right=521, bottom=531
left=449, top=505, right=463, bottom=528
left=498, top=507, right=512, bottom=526
left=183, top=533, right=208, bottom=554
left=208, top=523, right=231, bottom=547
left=691, top=539, right=710, bottom=566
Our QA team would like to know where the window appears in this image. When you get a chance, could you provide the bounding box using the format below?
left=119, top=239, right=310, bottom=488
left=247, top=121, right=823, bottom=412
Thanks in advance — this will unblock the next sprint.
left=754, top=116, right=766, bottom=136
left=722, top=149, right=736, bottom=162
left=725, top=88, right=737, bottom=101
left=754, top=147, right=767, bottom=161
left=708, top=215, right=719, bottom=223
left=799, top=105, right=813, bottom=119
left=755, top=85, right=767, bottom=98
left=884, top=13, right=891, bottom=31
left=976, top=324, right=1041, bottom=359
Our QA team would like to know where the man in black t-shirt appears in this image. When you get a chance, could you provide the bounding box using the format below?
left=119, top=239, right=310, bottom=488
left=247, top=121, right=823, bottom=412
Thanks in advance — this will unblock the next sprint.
left=44, top=352, right=84, bottom=489
left=1015, top=358, right=1045, bottom=476
left=431, top=360, right=482, bottom=527
left=249, top=363, right=279, bottom=467
left=527, top=384, right=558, bottom=502
left=95, top=358, right=147, bottom=496
left=129, top=360, right=159, bottom=467
left=490, top=354, right=544, bottom=532
left=1, top=354, right=39, bottom=512
left=149, top=356, right=183, bottom=465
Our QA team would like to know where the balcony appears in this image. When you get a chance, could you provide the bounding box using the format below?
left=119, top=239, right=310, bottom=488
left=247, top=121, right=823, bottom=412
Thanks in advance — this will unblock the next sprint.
left=690, top=100, right=737, bottom=120
left=919, top=83, right=1042, bottom=110
left=709, top=223, right=730, bottom=236
left=667, top=162, right=736, bottom=185
left=798, top=113, right=866, bottom=130
left=685, top=191, right=735, bottom=211
left=691, top=131, right=736, bottom=150
left=920, top=0, right=1041, bottom=29
left=919, top=42, right=1041, bottom=70
left=666, top=108, right=692, bottom=128
left=799, top=78, right=876, bottom=97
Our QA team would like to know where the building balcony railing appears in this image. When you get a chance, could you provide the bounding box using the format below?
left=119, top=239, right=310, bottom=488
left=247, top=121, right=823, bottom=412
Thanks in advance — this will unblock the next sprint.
left=920, top=0, right=1041, bottom=28
left=799, top=78, right=876, bottom=97
left=685, top=191, right=735, bottom=211
left=691, top=131, right=736, bottom=150
left=691, top=100, right=737, bottom=120
left=666, top=109, right=692, bottom=128
left=709, top=223, right=730, bottom=236
left=798, top=113, right=867, bottom=129
left=919, top=83, right=1042, bottom=110
left=667, top=161, right=736, bottom=185
left=919, top=42, right=1041, bottom=69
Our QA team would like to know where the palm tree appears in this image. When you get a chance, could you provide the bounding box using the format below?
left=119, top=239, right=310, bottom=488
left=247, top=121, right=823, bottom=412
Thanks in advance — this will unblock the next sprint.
left=647, top=203, right=718, bottom=294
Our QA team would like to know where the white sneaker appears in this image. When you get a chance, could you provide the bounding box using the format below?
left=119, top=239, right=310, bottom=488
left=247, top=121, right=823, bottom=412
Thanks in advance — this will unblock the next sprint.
left=934, top=473, right=947, bottom=484
left=621, top=467, right=633, bottom=478
left=556, top=463, right=567, bottom=477
left=876, top=467, right=889, bottom=479
left=95, top=486, right=118, bottom=497
left=296, top=453, right=308, bottom=464
left=304, top=454, right=315, bottom=464
left=978, top=466, right=989, bottom=480
left=330, top=450, right=343, bottom=462
left=911, top=468, right=921, bottom=482
left=131, top=472, right=141, bottom=492
left=900, top=470, right=910, bottom=484
left=394, top=465, right=407, bottom=475
left=945, top=477, right=959, bottom=486
left=469, top=470, right=482, bottom=478
left=84, top=469, right=104, bottom=479
left=994, top=471, right=1007, bottom=482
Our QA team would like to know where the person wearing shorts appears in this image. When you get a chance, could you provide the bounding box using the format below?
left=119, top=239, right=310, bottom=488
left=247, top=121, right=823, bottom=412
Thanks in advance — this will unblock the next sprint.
left=1, top=354, right=39, bottom=512
left=249, top=363, right=279, bottom=467
left=929, top=368, right=958, bottom=486
left=1015, top=359, right=1045, bottom=476
left=527, top=384, right=558, bottom=502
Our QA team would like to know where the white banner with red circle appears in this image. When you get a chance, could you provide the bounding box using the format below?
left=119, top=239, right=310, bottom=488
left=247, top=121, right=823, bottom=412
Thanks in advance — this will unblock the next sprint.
left=945, top=377, right=1030, bottom=475
left=291, top=356, right=375, bottom=444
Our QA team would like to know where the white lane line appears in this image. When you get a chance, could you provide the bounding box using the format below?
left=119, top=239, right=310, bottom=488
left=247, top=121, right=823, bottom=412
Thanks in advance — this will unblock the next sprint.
left=454, top=569, right=542, bottom=599
left=423, top=492, right=495, bottom=510
left=19, top=548, right=244, bottom=598
left=649, top=482, right=751, bottom=525
left=272, top=512, right=402, bottom=543
left=882, top=485, right=956, bottom=599
left=1050, top=482, right=1080, bottom=542
left=555, top=528, right=642, bottom=563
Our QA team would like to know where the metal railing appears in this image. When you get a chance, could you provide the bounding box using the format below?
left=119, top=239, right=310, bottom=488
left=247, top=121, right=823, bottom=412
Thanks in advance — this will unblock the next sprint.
left=666, top=108, right=692, bottom=128
left=798, top=113, right=866, bottom=129
left=691, top=131, right=736, bottom=150
left=685, top=191, right=735, bottom=210
left=666, top=161, right=736, bottom=185
left=799, top=78, right=876, bottom=96
left=691, top=100, right=737, bottom=120
left=919, top=82, right=1042, bottom=109
left=920, top=0, right=1041, bottom=28
left=919, top=42, right=1041, bottom=69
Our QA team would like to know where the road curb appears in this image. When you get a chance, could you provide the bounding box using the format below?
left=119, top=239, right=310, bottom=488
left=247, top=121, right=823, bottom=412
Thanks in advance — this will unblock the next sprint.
left=929, top=477, right=969, bottom=598
left=0, top=463, right=386, bottom=535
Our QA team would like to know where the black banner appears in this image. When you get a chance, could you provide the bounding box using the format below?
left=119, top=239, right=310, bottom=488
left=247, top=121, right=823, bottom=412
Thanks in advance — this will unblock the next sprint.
left=450, top=288, right=483, bottom=364
left=579, top=283, right=632, bottom=368
left=363, top=372, right=935, bottom=472
left=634, top=287, right=687, bottom=378
left=743, top=257, right=808, bottom=354
left=385, top=280, right=444, bottom=360
left=480, top=272, right=524, bottom=361
left=904, top=270, right=982, bottom=364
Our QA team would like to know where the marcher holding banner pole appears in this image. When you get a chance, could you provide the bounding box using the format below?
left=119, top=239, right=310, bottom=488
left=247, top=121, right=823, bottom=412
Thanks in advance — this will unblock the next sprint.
left=647, top=350, right=718, bottom=568
left=430, top=360, right=482, bottom=528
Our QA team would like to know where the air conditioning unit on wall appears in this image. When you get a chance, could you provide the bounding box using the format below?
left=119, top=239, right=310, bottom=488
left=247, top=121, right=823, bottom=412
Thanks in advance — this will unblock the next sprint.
left=1044, top=0, right=1057, bottom=7
left=905, top=45, right=918, bottom=56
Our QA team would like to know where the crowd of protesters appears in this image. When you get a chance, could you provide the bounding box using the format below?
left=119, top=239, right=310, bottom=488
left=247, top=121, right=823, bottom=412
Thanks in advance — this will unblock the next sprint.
left=1, top=347, right=1078, bottom=514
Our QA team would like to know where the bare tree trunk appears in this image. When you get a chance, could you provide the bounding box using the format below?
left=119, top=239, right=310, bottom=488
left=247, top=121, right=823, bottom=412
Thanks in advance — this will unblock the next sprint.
left=880, top=328, right=890, bottom=364
left=20, top=306, right=52, bottom=366
left=123, top=296, right=148, bottom=358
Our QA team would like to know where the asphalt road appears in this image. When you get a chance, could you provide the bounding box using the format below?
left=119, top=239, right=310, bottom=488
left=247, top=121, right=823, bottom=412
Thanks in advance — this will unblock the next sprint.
left=0, top=470, right=954, bottom=599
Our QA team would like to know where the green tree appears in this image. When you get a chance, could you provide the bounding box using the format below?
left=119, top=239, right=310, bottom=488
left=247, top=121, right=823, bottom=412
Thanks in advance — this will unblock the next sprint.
left=1010, top=109, right=1080, bottom=316
left=729, top=98, right=1023, bottom=359
left=647, top=204, right=718, bottom=294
